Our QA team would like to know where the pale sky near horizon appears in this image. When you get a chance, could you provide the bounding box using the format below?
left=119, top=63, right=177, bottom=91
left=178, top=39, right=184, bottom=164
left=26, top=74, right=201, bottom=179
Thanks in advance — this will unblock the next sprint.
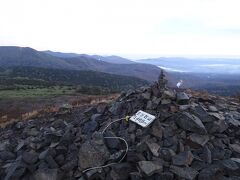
left=1, top=0, right=240, bottom=59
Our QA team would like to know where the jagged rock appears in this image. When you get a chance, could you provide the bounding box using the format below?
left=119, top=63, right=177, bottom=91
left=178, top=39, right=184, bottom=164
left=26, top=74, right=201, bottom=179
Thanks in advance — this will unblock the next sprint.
left=97, top=104, right=107, bottom=114
left=146, top=100, right=153, bottom=109
left=231, top=158, right=240, bottom=164
left=26, top=127, right=39, bottom=136
left=211, top=147, right=227, bottom=160
left=163, top=126, right=175, bottom=138
left=191, top=161, right=208, bottom=171
left=55, top=154, right=65, bottom=166
left=84, top=107, right=97, bottom=116
left=176, top=92, right=189, bottom=105
left=128, top=122, right=136, bottom=133
left=136, top=140, right=148, bottom=153
left=208, top=105, right=218, bottom=112
left=39, top=149, right=51, bottom=160
left=136, top=129, right=143, bottom=137
left=220, top=159, right=240, bottom=175
left=163, top=136, right=177, bottom=148
left=156, top=172, right=174, bottom=180
left=34, top=168, right=58, bottom=180
left=55, top=145, right=67, bottom=154
left=141, top=92, right=151, bottom=100
left=91, top=114, right=102, bottom=122
left=159, top=148, right=176, bottom=162
left=111, top=162, right=135, bottom=179
left=109, top=169, right=122, bottom=180
left=138, top=161, right=163, bottom=176
left=175, top=112, right=207, bottom=135
left=209, top=112, right=225, bottom=120
left=226, top=115, right=240, bottom=127
left=152, top=97, right=161, bottom=107
left=202, top=145, right=212, bottom=164
left=22, top=151, right=39, bottom=164
left=109, top=102, right=122, bottom=115
left=104, top=131, right=120, bottom=149
left=61, top=159, right=78, bottom=171
left=0, top=151, right=16, bottom=161
left=188, top=133, right=210, bottom=146
left=190, top=105, right=215, bottom=122
left=172, top=151, right=193, bottom=166
left=170, top=165, right=198, bottom=180
left=83, top=169, right=99, bottom=180
left=129, top=172, right=142, bottom=180
left=179, top=105, right=190, bottom=111
left=198, top=165, right=223, bottom=180
left=207, top=119, right=228, bottom=133
left=4, top=156, right=25, bottom=180
left=45, top=155, right=58, bottom=169
left=198, top=97, right=215, bottom=104
left=170, top=105, right=178, bottom=113
left=82, top=120, right=99, bottom=135
left=229, top=144, right=240, bottom=154
left=51, top=119, right=66, bottom=129
left=161, top=99, right=171, bottom=105
left=15, top=121, right=24, bottom=129
left=147, top=142, right=160, bottom=157
left=0, top=141, right=9, bottom=151
left=150, top=120, right=163, bottom=140
left=127, top=151, right=146, bottom=162
left=163, top=90, right=176, bottom=100
left=16, top=140, right=25, bottom=151
left=78, top=133, right=110, bottom=169
left=126, top=89, right=135, bottom=97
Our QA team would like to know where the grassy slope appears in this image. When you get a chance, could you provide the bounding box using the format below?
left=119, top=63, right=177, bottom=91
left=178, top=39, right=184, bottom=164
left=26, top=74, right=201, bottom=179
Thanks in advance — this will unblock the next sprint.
left=0, top=86, right=75, bottom=98
left=0, top=66, right=150, bottom=98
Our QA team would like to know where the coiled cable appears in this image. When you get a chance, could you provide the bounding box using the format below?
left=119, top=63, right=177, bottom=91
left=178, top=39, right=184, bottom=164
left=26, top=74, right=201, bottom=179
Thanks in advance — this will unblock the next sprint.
left=82, top=116, right=130, bottom=173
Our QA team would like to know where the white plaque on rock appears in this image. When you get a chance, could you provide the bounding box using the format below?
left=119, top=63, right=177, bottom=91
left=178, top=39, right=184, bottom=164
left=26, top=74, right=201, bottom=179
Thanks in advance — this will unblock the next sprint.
left=130, top=110, right=156, bottom=127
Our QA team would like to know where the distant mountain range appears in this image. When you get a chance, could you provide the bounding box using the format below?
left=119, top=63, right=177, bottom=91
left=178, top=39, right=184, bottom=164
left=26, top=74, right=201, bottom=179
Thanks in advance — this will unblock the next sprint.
left=44, top=50, right=136, bottom=64
left=0, top=47, right=77, bottom=70
left=137, top=57, right=240, bottom=74
left=0, top=46, right=160, bottom=82
left=1, top=46, right=240, bottom=96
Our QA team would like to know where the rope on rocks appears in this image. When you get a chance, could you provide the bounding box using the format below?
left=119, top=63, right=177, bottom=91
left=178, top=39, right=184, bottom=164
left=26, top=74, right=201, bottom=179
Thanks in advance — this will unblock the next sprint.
left=101, top=118, right=125, bottom=133
left=82, top=116, right=131, bottom=174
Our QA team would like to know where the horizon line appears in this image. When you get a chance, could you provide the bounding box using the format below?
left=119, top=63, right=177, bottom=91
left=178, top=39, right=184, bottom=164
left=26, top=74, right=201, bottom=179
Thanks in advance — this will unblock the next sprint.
left=1, top=45, right=240, bottom=60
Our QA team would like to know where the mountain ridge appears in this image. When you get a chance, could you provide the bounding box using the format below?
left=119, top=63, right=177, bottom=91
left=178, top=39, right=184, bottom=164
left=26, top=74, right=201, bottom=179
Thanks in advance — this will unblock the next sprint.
left=44, top=50, right=136, bottom=64
left=0, top=46, right=160, bottom=82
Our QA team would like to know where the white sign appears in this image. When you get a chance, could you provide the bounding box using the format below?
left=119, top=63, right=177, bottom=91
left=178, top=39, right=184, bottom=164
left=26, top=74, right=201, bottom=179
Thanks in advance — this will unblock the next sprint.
left=130, top=110, right=156, bottom=127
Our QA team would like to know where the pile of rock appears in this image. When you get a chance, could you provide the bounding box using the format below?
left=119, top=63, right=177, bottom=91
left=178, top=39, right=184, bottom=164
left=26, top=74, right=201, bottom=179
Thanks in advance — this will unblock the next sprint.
left=0, top=75, right=240, bottom=180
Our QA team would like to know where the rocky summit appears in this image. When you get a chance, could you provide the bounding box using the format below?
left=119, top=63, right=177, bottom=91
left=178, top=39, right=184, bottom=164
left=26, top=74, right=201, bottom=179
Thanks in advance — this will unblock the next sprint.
left=0, top=74, right=240, bottom=180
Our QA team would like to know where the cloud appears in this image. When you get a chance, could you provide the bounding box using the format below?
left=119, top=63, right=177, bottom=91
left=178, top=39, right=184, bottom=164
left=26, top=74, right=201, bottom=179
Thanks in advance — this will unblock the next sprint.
left=0, top=0, right=240, bottom=57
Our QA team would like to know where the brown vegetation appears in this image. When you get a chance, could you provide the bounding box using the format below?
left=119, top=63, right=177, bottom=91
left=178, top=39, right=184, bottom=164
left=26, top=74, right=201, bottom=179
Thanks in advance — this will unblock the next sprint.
left=0, top=94, right=118, bottom=127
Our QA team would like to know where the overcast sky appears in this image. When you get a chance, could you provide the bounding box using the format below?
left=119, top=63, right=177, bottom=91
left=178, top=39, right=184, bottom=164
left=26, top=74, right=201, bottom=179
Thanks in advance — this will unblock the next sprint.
left=1, top=0, right=240, bottom=58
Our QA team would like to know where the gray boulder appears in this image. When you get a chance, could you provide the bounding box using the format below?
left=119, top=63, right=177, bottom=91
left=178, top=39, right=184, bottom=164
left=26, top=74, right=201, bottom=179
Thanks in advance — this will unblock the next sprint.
left=176, top=92, right=189, bottom=105
left=34, top=168, right=58, bottom=180
left=170, top=165, right=198, bottom=180
left=188, top=133, right=210, bottom=146
left=172, top=151, right=193, bottom=166
left=78, top=133, right=110, bottom=169
left=138, top=161, right=163, bottom=176
left=175, top=112, right=207, bottom=135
